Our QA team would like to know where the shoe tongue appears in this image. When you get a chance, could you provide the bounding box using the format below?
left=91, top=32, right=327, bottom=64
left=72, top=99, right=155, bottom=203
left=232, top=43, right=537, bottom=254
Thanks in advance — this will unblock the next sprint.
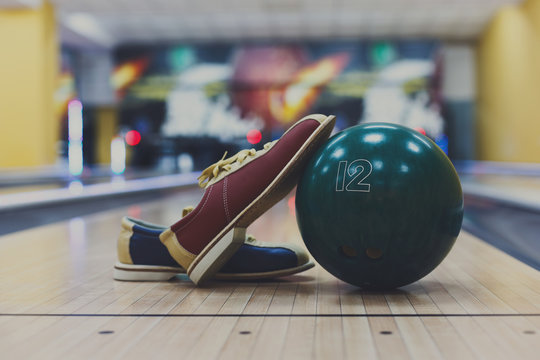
left=182, top=206, right=195, bottom=217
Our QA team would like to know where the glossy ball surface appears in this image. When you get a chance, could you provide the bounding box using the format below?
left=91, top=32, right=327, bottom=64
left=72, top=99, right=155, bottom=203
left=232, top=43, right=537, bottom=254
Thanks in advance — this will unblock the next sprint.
left=296, top=123, right=463, bottom=289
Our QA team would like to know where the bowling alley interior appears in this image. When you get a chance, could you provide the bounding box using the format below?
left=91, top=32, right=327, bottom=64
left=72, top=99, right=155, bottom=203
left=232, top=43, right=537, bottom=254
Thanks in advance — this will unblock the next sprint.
left=2, top=0, right=540, bottom=358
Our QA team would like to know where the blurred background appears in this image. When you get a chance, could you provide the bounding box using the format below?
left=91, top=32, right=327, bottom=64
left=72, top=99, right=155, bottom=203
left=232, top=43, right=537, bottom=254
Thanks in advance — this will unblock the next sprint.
left=5, top=0, right=540, bottom=176
left=1, top=1, right=540, bottom=234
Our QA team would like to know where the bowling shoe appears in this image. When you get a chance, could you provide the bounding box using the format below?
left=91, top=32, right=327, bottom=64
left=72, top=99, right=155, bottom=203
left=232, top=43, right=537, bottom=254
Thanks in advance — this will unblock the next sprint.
left=159, top=114, right=335, bottom=284
left=114, top=215, right=314, bottom=281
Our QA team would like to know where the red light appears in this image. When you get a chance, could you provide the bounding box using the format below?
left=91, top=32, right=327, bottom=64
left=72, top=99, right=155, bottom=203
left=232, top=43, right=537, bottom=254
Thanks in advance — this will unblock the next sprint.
left=127, top=205, right=142, bottom=218
left=125, top=130, right=141, bottom=146
left=414, top=127, right=426, bottom=136
left=288, top=195, right=296, bottom=216
left=246, top=129, right=262, bottom=144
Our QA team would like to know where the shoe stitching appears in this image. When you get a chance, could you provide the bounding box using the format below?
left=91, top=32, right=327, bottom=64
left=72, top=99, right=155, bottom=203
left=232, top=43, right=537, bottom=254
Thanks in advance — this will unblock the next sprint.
left=223, top=176, right=231, bottom=223
left=184, top=117, right=333, bottom=274
left=176, top=185, right=213, bottom=232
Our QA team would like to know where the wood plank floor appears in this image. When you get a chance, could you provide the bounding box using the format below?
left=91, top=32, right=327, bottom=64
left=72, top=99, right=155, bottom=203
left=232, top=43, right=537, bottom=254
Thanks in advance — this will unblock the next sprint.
left=1, top=186, right=539, bottom=359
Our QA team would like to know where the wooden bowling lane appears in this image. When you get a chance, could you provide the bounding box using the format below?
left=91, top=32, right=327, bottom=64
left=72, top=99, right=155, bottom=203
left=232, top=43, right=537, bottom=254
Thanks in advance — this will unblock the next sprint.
left=0, top=186, right=540, bottom=359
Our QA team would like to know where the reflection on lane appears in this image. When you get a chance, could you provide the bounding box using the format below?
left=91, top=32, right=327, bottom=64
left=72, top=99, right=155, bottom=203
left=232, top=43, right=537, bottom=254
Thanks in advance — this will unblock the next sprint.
left=463, top=195, right=540, bottom=271
left=459, top=165, right=540, bottom=271
left=0, top=174, right=198, bottom=236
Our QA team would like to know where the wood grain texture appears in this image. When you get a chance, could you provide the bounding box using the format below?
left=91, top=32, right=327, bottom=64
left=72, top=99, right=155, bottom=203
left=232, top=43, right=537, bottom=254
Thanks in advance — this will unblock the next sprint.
left=0, top=187, right=539, bottom=359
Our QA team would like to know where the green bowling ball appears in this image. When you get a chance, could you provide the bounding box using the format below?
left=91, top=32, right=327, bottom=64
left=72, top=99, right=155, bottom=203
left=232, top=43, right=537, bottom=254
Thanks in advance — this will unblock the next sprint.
left=295, top=123, right=463, bottom=289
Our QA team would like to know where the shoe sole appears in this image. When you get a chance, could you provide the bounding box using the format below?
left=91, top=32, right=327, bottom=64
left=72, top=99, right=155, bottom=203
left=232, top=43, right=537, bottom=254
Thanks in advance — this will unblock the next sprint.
left=113, top=261, right=315, bottom=281
left=113, top=262, right=183, bottom=281
left=187, top=115, right=336, bottom=285
left=215, top=260, right=315, bottom=281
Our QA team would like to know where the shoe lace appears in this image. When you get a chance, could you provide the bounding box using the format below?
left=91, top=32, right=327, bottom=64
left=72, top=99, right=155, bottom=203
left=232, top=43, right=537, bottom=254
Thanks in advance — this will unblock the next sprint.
left=182, top=206, right=195, bottom=217
left=197, top=140, right=277, bottom=188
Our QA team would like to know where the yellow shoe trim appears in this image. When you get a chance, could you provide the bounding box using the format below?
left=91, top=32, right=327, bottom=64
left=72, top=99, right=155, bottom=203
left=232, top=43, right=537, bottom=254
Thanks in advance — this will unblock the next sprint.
left=117, top=217, right=134, bottom=265
left=188, top=227, right=246, bottom=285
left=159, top=228, right=197, bottom=269
left=182, top=206, right=195, bottom=217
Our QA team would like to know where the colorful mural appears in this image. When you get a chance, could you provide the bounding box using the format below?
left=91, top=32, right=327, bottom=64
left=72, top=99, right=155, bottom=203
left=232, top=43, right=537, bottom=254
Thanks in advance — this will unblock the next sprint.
left=113, top=40, right=444, bottom=169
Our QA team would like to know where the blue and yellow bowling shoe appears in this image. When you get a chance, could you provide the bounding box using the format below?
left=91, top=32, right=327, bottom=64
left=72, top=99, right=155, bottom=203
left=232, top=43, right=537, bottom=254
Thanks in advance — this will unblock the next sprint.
left=114, top=214, right=314, bottom=281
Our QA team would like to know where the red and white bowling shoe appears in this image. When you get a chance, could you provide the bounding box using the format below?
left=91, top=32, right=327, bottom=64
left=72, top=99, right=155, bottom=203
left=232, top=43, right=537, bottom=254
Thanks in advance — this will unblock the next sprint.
left=159, top=114, right=335, bottom=284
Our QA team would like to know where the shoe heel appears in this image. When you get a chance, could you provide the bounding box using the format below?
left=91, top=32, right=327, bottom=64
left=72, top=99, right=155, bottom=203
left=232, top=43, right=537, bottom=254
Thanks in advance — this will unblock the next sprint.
left=113, top=263, right=182, bottom=281
left=188, top=227, right=246, bottom=285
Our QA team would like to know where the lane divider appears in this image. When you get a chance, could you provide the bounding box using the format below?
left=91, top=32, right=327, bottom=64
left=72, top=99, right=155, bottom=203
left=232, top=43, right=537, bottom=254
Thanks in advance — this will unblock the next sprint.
left=0, top=173, right=198, bottom=213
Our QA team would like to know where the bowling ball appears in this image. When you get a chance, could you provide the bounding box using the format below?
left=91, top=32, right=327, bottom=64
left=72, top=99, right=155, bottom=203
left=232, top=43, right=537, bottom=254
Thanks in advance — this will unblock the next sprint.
left=295, top=123, right=463, bottom=289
